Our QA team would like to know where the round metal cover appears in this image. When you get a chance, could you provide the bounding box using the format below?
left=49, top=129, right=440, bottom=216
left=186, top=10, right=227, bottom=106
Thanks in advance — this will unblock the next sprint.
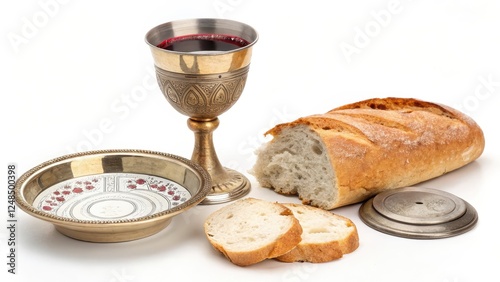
left=359, top=187, right=478, bottom=239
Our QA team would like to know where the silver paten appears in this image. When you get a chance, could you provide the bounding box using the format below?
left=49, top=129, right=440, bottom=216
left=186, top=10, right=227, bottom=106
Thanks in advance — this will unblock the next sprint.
left=359, top=187, right=478, bottom=239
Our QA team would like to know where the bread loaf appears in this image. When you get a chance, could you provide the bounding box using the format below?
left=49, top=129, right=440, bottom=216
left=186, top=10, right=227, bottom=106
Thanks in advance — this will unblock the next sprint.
left=204, top=197, right=303, bottom=266
left=252, top=97, right=485, bottom=210
left=275, top=203, right=359, bottom=263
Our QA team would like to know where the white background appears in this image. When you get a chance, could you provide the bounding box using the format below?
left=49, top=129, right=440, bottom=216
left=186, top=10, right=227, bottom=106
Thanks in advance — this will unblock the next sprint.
left=1, top=0, right=500, bottom=281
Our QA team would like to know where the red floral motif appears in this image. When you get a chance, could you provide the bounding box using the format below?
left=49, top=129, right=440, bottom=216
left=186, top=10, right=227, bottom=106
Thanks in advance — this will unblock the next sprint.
left=39, top=177, right=102, bottom=214
left=125, top=177, right=189, bottom=206
left=72, top=188, right=83, bottom=193
left=38, top=174, right=189, bottom=215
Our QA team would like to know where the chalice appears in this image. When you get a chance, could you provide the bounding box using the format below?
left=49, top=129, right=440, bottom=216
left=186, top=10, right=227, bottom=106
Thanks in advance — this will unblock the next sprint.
left=145, top=18, right=258, bottom=204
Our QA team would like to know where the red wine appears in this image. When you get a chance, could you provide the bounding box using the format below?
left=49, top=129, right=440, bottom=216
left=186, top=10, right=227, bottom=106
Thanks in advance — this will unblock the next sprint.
left=157, top=34, right=250, bottom=53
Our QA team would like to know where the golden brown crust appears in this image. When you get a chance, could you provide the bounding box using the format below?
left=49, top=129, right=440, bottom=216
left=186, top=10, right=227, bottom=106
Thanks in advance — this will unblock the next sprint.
left=266, top=97, right=485, bottom=209
left=204, top=200, right=303, bottom=266
left=338, top=218, right=359, bottom=255
left=275, top=241, right=344, bottom=263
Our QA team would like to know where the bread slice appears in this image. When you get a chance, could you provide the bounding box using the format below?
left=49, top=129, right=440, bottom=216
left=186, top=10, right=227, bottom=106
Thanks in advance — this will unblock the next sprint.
left=204, top=197, right=303, bottom=266
left=252, top=97, right=485, bottom=209
left=275, top=203, right=359, bottom=263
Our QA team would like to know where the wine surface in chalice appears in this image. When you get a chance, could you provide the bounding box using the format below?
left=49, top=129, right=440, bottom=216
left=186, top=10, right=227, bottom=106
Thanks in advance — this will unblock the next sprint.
left=157, top=34, right=250, bottom=53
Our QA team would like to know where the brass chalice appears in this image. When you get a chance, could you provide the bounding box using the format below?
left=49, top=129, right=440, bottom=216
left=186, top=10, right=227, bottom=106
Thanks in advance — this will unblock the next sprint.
left=145, top=18, right=258, bottom=204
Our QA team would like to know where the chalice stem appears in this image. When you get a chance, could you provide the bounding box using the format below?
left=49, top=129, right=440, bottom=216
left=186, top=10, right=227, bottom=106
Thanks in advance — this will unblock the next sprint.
left=188, top=117, right=230, bottom=190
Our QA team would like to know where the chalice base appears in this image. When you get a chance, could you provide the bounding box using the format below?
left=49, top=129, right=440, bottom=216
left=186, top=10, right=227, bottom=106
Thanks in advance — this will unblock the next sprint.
left=201, top=168, right=251, bottom=205
left=187, top=117, right=251, bottom=205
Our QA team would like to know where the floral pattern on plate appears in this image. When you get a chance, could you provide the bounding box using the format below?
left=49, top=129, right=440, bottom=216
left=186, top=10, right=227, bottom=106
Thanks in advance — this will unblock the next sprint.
left=32, top=173, right=191, bottom=221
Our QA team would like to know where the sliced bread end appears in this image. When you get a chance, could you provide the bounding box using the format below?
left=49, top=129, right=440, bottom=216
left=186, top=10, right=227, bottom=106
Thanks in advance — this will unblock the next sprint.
left=275, top=203, right=359, bottom=263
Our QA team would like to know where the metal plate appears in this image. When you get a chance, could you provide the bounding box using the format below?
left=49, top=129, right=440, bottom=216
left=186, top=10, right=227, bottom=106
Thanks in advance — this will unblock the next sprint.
left=359, top=187, right=478, bottom=239
left=372, top=187, right=467, bottom=225
left=15, top=149, right=212, bottom=242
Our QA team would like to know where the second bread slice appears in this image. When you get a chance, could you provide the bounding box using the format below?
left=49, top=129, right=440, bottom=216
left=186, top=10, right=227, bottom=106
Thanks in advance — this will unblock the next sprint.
left=275, top=203, right=359, bottom=263
left=204, top=198, right=303, bottom=266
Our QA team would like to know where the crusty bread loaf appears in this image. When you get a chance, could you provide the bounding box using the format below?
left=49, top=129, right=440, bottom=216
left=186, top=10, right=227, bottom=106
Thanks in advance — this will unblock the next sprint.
left=204, top=197, right=303, bottom=266
left=275, top=203, right=359, bottom=263
left=252, top=97, right=485, bottom=210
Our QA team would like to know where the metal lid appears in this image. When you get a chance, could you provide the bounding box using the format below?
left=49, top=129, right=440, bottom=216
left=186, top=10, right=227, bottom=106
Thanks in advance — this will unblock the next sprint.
left=359, top=187, right=478, bottom=239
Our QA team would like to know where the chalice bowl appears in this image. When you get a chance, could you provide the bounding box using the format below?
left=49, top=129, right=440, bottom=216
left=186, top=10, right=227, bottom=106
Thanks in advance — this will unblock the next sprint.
left=145, top=18, right=258, bottom=204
